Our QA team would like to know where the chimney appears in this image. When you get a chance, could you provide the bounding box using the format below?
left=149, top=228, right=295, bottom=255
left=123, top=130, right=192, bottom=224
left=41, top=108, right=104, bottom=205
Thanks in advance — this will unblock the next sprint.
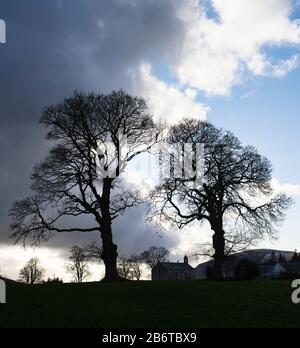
left=184, top=255, right=188, bottom=264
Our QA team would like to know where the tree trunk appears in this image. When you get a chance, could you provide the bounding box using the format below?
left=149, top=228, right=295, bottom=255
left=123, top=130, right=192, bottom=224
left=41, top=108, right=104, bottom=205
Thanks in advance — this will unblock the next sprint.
left=101, top=227, right=120, bottom=282
left=212, top=224, right=225, bottom=280
left=100, top=178, right=121, bottom=282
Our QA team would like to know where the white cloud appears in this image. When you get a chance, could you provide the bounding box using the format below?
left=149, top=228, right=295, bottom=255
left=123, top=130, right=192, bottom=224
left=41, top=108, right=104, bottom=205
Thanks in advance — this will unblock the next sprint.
left=172, top=0, right=300, bottom=96
left=240, top=90, right=255, bottom=100
left=272, top=178, right=300, bottom=196
left=247, top=53, right=300, bottom=77
left=269, top=55, right=300, bottom=77
left=131, top=64, right=210, bottom=123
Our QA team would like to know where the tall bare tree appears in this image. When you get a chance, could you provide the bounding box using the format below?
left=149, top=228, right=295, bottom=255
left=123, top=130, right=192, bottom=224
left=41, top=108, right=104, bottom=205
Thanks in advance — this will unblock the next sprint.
left=65, top=245, right=91, bottom=283
left=19, top=257, right=44, bottom=285
left=150, top=119, right=292, bottom=279
left=10, top=91, right=162, bottom=281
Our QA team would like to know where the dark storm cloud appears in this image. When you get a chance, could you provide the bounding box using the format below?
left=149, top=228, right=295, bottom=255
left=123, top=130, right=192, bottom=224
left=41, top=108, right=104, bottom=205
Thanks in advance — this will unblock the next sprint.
left=0, top=0, right=184, bottom=251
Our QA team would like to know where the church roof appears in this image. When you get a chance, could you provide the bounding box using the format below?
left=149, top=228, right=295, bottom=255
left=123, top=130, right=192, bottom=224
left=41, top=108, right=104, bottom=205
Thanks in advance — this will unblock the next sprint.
left=158, top=262, right=194, bottom=272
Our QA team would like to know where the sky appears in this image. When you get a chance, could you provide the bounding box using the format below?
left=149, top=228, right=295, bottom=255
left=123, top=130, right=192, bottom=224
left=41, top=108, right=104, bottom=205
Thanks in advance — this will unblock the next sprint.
left=0, top=0, right=300, bottom=281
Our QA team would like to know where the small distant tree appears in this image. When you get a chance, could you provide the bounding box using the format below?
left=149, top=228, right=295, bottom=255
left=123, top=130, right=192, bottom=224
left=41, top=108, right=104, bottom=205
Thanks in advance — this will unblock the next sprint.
left=129, top=254, right=143, bottom=281
left=19, top=258, right=44, bottom=284
left=117, top=257, right=133, bottom=280
left=65, top=246, right=91, bottom=283
left=116, top=255, right=143, bottom=281
left=140, top=246, right=169, bottom=269
left=234, top=260, right=260, bottom=281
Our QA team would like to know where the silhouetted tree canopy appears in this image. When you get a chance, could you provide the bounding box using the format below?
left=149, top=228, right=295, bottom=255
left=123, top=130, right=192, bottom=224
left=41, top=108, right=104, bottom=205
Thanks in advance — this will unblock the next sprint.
left=140, top=246, right=170, bottom=269
left=117, top=257, right=133, bottom=280
left=19, top=257, right=44, bottom=285
left=10, top=90, right=163, bottom=281
left=65, top=245, right=91, bottom=283
left=117, top=254, right=143, bottom=280
left=150, top=119, right=292, bottom=279
left=129, top=254, right=143, bottom=281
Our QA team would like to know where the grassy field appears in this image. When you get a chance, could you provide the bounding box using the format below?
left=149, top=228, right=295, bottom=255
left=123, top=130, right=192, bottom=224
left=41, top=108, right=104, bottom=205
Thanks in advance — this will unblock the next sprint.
left=0, top=280, right=299, bottom=328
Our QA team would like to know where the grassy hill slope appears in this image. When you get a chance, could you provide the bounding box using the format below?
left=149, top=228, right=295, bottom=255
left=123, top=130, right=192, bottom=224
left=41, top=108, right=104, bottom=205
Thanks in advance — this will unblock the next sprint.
left=0, top=280, right=299, bottom=328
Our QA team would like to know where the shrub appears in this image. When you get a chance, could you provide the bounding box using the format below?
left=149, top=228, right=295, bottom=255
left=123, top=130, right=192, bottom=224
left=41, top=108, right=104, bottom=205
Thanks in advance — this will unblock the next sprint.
left=279, top=272, right=300, bottom=280
left=234, top=259, right=260, bottom=280
left=206, top=266, right=215, bottom=280
left=42, top=277, right=63, bottom=284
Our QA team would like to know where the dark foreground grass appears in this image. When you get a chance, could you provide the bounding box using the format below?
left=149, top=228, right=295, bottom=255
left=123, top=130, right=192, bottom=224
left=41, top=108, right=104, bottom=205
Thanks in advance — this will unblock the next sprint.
left=0, top=280, right=299, bottom=328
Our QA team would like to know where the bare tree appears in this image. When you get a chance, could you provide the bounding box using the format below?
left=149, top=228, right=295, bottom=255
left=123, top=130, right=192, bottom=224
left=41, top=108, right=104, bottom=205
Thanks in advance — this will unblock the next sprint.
left=9, top=91, right=163, bottom=282
left=116, top=255, right=143, bottom=280
left=19, top=257, right=44, bottom=284
left=117, top=257, right=133, bottom=280
left=65, top=245, right=91, bottom=283
left=150, top=119, right=292, bottom=280
left=129, top=254, right=143, bottom=280
left=140, top=246, right=169, bottom=269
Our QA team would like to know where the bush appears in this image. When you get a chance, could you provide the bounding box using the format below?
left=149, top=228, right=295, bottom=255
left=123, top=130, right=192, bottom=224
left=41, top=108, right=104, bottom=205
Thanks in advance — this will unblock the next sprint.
left=205, top=266, right=215, bottom=280
left=234, top=259, right=260, bottom=281
left=279, top=272, right=300, bottom=280
left=42, top=277, right=63, bottom=284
